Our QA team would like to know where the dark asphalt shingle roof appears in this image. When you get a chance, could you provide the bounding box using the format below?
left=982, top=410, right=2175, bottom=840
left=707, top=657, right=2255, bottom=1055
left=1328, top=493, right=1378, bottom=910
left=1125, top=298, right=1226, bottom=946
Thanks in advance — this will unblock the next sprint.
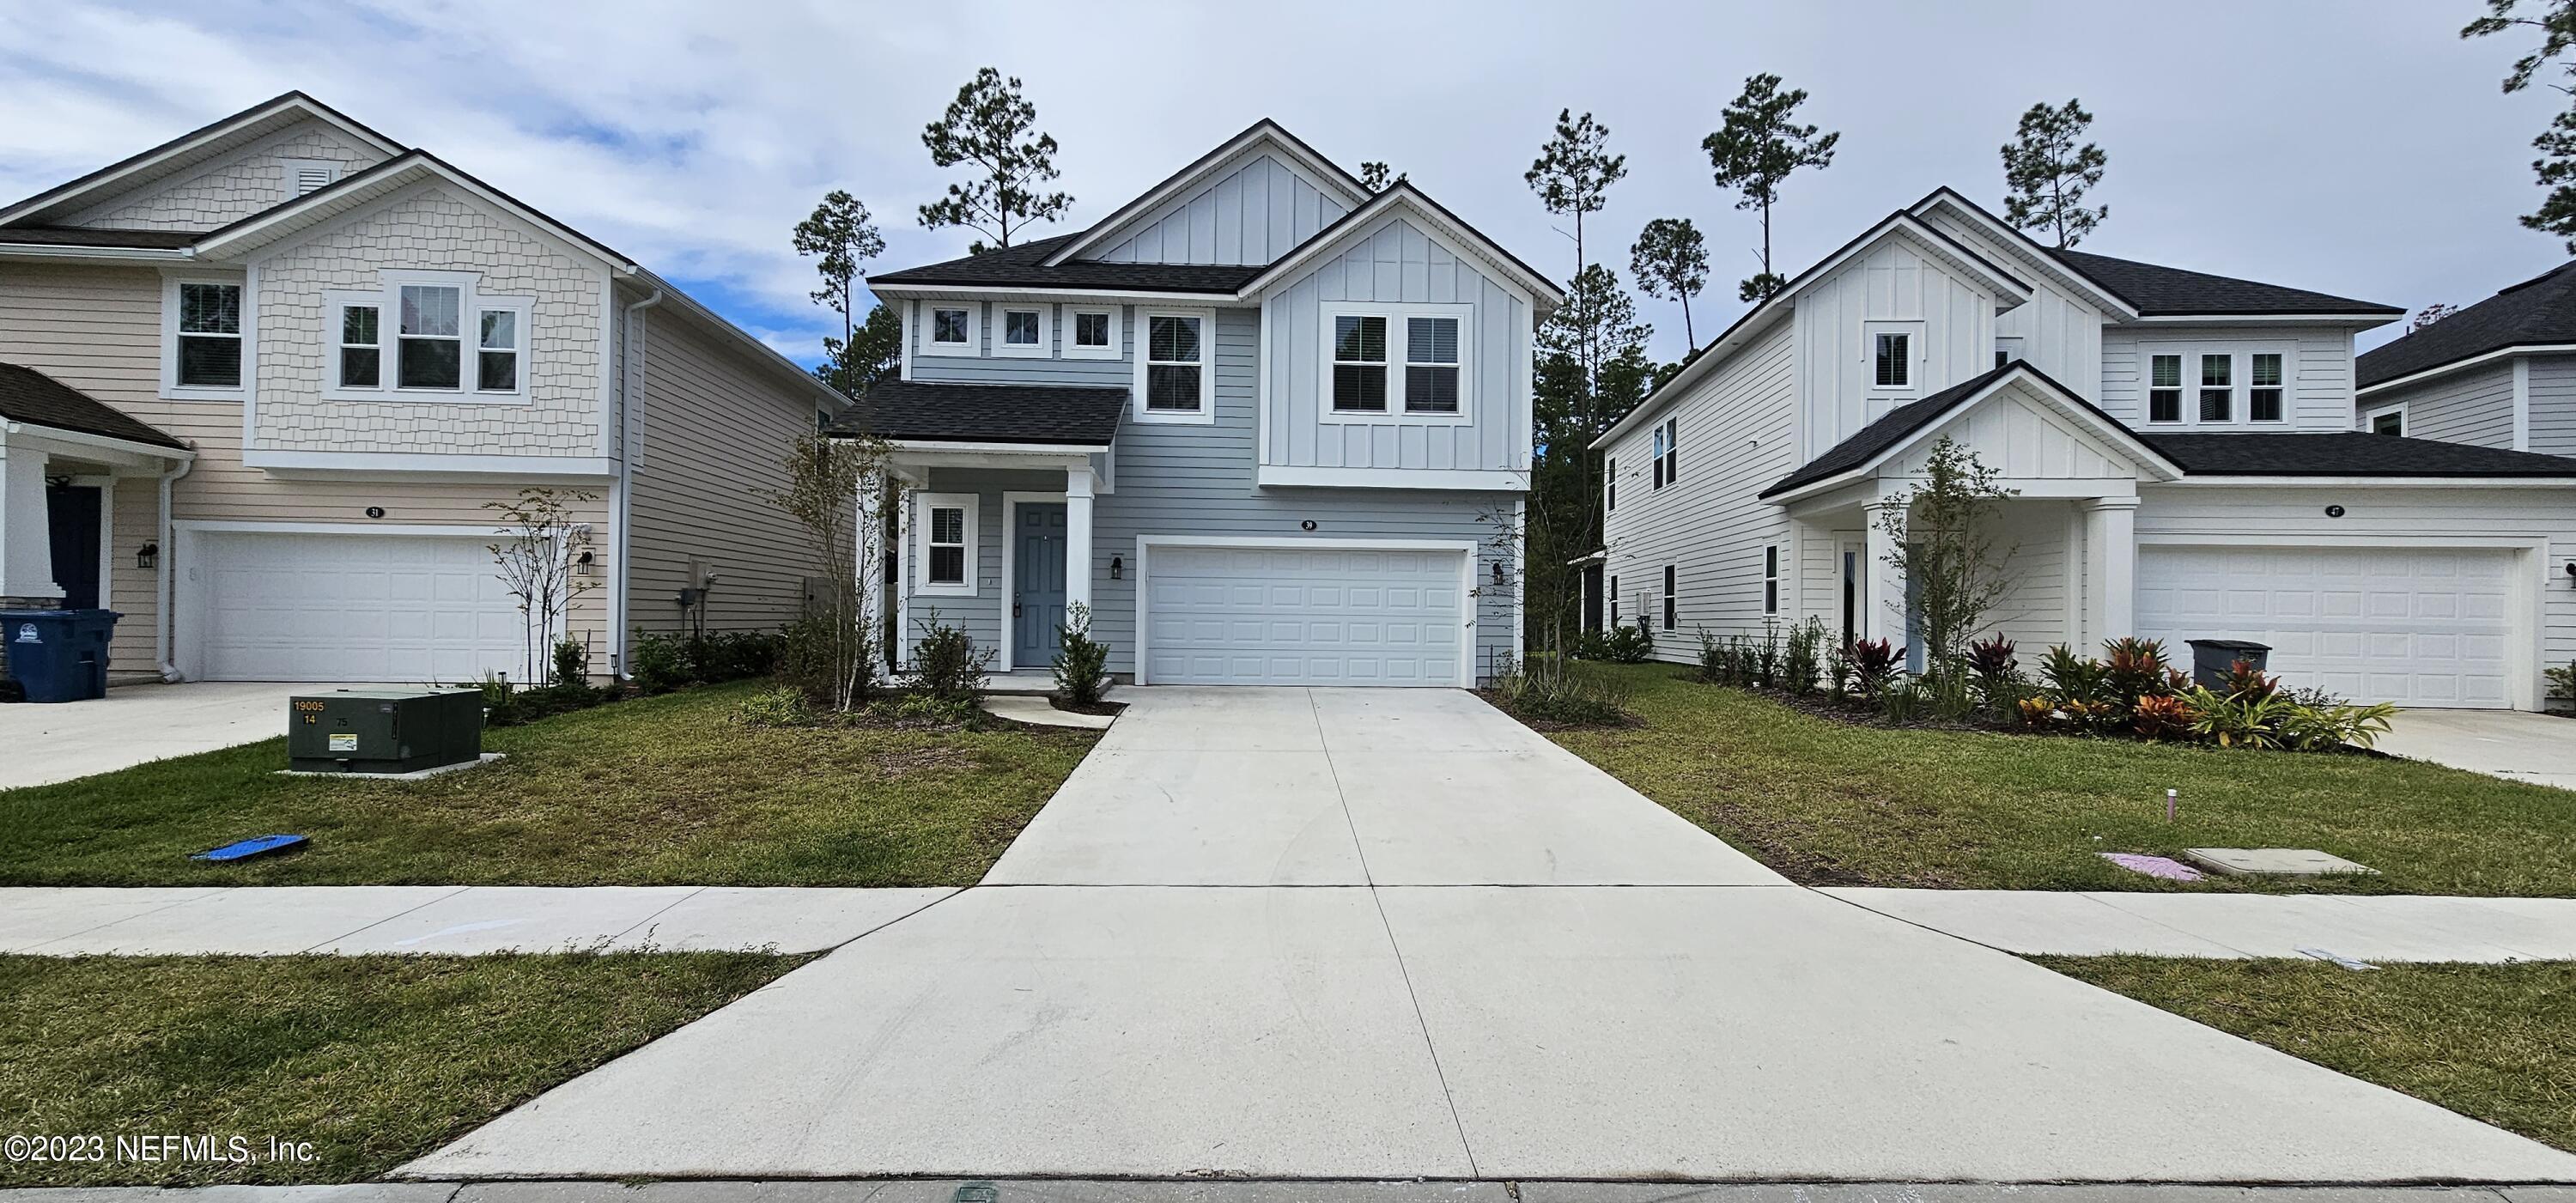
left=0, top=225, right=200, bottom=248
left=869, top=234, right=1264, bottom=294
left=2356, top=262, right=2576, bottom=387
left=828, top=379, right=1126, bottom=447
left=2050, top=249, right=2401, bottom=318
left=0, top=361, right=186, bottom=448
left=2141, top=431, right=2576, bottom=477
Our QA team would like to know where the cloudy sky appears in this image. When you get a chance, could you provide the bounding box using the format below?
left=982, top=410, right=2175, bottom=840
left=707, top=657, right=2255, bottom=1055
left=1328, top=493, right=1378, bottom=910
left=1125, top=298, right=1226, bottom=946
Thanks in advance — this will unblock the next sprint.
left=2, top=1, right=2563, bottom=364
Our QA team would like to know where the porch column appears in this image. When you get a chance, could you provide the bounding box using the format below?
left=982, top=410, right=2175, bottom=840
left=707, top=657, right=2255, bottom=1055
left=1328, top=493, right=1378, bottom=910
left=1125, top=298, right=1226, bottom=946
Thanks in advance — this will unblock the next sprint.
left=2082, top=496, right=2141, bottom=643
left=854, top=470, right=884, bottom=644
left=1862, top=495, right=1905, bottom=649
left=1065, top=465, right=1095, bottom=621
left=0, top=439, right=63, bottom=605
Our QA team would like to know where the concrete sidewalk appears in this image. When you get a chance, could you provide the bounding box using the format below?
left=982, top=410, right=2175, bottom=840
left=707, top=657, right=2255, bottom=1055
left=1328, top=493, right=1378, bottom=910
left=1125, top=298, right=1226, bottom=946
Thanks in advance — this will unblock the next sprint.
left=0, top=886, right=953, bottom=955
left=9, top=1183, right=2576, bottom=1203
left=1827, top=887, right=2576, bottom=961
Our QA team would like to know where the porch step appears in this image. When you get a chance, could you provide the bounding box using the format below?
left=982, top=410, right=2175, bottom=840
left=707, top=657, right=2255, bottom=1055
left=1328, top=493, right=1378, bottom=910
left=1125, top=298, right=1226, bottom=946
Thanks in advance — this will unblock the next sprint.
left=981, top=672, right=1059, bottom=696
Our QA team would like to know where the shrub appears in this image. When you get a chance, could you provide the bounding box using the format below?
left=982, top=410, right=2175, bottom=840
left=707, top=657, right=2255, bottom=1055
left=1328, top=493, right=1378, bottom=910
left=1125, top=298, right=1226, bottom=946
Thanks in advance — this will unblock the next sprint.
left=694, top=630, right=785, bottom=682
left=905, top=615, right=994, bottom=704
left=1847, top=638, right=1901, bottom=698
left=1824, top=636, right=1854, bottom=702
left=1599, top=619, right=1655, bottom=664
left=2015, top=696, right=2057, bottom=727
left=630, top=630, right=691, bottom=696
left=1053, top=602, right=1112, bottom=706
left=1781, top=617, right=1825, bottom=696
left=1753, top=623, right=1783, bottom=690
left=2548, top=659, right=2576, bottom=714
left=2039, top=644, right=2109, bottom=710
left=2281, top=700, right=2398, bottom=751
left=551, top=637, right=589, bottom=687
left=1694, top=628, right=1725, bottom=684
left=871, top=693, right=983, bottom=729
left=781, top=607, right=879, bottom=707
left=1918, top=664, right=1978, bottom=721
left=475, top=670, right=517, bottom=720
left=1492, top=655, right=1635, bottom=726
left=1879, top=677, right=1929, bottom=722
left=2100, top=637, right=2175, bottom=710
left=1966, top=635, right=2020, bottom=711
left=2185, top=684, right=2293, bottom=749
left=2131, top=693, right=2198, bottom=741
left=732, top=685, right=816, bottom=728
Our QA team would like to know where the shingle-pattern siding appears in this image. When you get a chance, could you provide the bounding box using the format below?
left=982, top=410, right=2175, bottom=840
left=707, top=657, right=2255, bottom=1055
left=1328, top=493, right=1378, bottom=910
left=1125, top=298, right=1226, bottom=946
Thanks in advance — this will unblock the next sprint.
left=252, top=185, right=605, bottom=455
left=66, top=124, right=392, bottom=233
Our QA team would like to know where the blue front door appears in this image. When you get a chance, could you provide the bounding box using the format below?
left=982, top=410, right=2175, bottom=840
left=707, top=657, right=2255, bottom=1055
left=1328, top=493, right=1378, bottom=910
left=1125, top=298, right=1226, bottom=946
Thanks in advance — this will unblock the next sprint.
left=1014, top=503, right=1068, bottom=666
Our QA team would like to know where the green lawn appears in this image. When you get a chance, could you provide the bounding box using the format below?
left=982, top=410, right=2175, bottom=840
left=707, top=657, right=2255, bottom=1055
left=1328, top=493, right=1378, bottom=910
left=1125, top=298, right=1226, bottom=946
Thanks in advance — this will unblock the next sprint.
left=0, top=951, right=804, bottom=1187
left=1547, top=664, right=2576, bottom=896
left=2040, top=956, right=2576, bottom=1152
left=0, top=684, right=1098, bottom=887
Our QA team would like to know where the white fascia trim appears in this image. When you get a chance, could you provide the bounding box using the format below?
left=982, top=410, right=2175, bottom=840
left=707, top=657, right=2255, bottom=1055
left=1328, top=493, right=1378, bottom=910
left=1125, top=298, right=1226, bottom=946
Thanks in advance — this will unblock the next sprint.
left=2156, top=474, right=2576, bottom=488
left=0, top=244, right=193, bottom=264
left=1906, top=191, right=2142, bottom=319
left=0, top=421, right=192, bottom=464
left=241, top=449, right=617, bottom=477
left=1257, top=465, right=1528, bottom=491
left=1239, top=186, right=1557, bottom=310
left=0, top=94, right=404, bottom=228
left=2123, top=313, right=2400, bottom=326
left=888, top=439, right=1110, bottom=457
left=869, top=282, right=1239, bottom=305
left=2358, top=344, right=2576, bottom=397
left=1042, top=123, right=1370, bottom=266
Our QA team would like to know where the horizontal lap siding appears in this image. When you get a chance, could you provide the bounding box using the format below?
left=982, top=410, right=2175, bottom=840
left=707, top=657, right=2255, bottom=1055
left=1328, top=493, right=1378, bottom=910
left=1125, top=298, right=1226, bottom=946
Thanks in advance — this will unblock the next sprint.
left=904, top=301, right=1136, bottom=387
left=2527, top=355, right=2576, bottom=456
left=629, top=311, right=827, bottom=638
left=2101, top=324, right=2360, bottom=433
left=2371, top=361, right=2515, bottom=448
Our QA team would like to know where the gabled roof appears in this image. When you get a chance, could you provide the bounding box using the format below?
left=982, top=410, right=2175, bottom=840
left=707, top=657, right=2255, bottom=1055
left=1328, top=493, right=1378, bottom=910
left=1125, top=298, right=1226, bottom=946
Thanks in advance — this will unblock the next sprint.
left=0, top=362, right=187, bottom=450
left=1234, top=180, right=1564, bottom=307
left=1760, top=361, right=2183, bottom=500
left=1907, top=188, right=2141, bottom=319
left=2356, top=261, right=2576, bottom=390
left=830, top=380, right=1125, bottom=447
left=2142, top=430, right=2576, bottom=477
left=191, top=149, right=629, bottom=265
left=2050, top=248, right=2401, bottom=319
left=0, top=91, right=404, bottom=229
left=1594, top=210, right=2034, bottom=452
left=1038, top=119, right=1370, bottom=267
left=869, top=234, right=1262, bottom=294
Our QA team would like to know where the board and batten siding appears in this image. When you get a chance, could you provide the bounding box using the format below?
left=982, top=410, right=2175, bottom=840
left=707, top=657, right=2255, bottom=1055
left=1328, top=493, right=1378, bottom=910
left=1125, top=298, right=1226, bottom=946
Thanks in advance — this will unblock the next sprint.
left=1794, top=236, right=2007, bottom=461
left=2524, top=354, right=2576, bottom=455
left=0, top=261, right=610, bottom=670
left=1261, top=216, right=1528, bottom=474
left=1599, top=323, right=1798, bottom=664
left=2366, top=361, right=2515, bottom=447
left=66, top=120, right=393, bottom=233
left=1916, top=209, right=2107, bottom=400
left=898, top=307, right=1517, bottom=677
left=625, top=307, right=829, bottom=639
left=1091, top=152, right=1352, bottom=266
left=2100, top=324, right=2360, bottom=434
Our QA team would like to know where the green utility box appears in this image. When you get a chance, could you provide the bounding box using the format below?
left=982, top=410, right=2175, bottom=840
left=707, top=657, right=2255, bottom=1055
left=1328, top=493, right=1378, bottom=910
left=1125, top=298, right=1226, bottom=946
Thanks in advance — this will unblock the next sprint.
left=287, top=689, right=484, bottom=774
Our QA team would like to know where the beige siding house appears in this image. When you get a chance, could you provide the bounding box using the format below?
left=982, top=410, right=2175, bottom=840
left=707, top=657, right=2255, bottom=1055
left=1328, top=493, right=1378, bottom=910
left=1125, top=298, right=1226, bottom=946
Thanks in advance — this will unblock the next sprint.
left=0, top=92, right=841, bottom=687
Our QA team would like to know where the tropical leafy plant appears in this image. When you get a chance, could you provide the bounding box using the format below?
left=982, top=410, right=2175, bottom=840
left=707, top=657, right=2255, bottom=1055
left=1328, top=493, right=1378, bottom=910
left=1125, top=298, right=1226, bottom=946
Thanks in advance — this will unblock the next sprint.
left=2184, top=684, right=2294, bottom=749
left=2131, top=693, right=2199, bottom=741
left=1848, top=638, right=1901, bottom=698
left=2281, top=700, right=2399, bottom=751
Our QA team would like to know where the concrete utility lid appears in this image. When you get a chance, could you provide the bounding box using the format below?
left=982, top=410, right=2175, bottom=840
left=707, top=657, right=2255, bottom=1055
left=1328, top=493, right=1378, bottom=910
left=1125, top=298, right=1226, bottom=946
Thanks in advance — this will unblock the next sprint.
left=2183, top=848, right=2381, bottom=877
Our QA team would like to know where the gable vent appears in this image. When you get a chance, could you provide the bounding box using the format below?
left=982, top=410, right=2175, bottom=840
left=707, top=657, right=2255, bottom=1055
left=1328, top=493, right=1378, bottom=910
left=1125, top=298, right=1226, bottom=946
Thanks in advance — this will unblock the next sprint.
left=294, top=167, right=334, bottom=196
left=283, top=159, right=342, bottom=197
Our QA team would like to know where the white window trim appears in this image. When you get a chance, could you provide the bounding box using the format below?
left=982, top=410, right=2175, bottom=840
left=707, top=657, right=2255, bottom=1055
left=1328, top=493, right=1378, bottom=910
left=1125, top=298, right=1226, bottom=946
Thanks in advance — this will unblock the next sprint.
left=1863, top=320, right=1925, bottom=396
left=2146, top=351, right=2185, bottom=424
left=1764, top=545, right=1781, bottom=616
left=1065, top=307, right=1121, bottom=360
left=318, top=270, right=531, bottom=404
left=2138, top=342, right=2295, bottom=429
left=1652, top=417, right=1678, bottom=490
left=1133, top=307, right=1217, bottom=425
left=161, top=272, right=251, bottom=400
left=994, top=304, right=1054, bottom=359
left=914, top=491, right=979, bottom=598
left=2361, top=401, right=2407, bottom=435
left=1605, top=455, right=1618, bottom=513
left=921, top=303, right=981, bottom=357
left=1316, top=301, right=1474, bottom=425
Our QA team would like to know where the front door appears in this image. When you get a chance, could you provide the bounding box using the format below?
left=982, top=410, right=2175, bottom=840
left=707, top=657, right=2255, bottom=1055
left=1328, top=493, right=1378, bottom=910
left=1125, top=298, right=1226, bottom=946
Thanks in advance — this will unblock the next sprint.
left=46, top=483, right=102, bottom=611
left=1581, top=563, right=1604, bottom=633
left=1013, top=503, right=1067, bottom=667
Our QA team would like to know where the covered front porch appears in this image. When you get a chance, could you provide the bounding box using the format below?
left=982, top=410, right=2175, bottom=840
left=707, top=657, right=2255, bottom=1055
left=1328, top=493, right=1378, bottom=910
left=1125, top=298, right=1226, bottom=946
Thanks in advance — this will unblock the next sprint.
left=0, top=365, right=193, bottom=677
left=866, top=447, right=1106, bottom=676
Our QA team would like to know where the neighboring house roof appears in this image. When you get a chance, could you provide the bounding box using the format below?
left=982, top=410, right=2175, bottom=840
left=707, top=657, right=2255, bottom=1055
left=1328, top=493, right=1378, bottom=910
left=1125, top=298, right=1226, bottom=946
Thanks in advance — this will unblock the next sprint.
left=0, top=91, right=404, bottom=229
left=1760, top=361, right=2181, bottom=498
left=0, top=361, right=187, bottom=449
left=833, top=380, right=1127, bottom=447
left=2356, top=261, right=2576, bottom=389
left=870, top=234, right=1264, bottom=294
left=0, top=225, right=200, bottom=248
left=2141, top=430, right=2576, bottom=477
left=2049, top=249, right=2402, bottom=319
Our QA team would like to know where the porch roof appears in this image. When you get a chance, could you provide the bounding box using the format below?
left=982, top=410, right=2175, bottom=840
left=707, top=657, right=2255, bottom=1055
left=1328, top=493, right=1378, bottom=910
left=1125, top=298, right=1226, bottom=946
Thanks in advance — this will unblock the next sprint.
left=1760, top=360, right=2179, bottom=500
left=0, top=361, right=185, bottom=450
left=830, top=379, right=1127, bottom=447
left=2142, top=431, right=2576, bottom=478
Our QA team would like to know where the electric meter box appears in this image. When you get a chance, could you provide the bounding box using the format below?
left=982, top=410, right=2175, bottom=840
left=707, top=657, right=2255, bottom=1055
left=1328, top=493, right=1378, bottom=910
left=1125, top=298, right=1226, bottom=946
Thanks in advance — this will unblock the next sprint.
left=287, top=689, right=484, bottom=774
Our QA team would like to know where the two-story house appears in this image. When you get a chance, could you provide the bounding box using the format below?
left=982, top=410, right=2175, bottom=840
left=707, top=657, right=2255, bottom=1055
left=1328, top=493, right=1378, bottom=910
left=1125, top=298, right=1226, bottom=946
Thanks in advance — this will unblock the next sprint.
left=0, top=93, right=841, bottom=686
left=839, top=121, right=1558, bottom=687
left=2356, top=261, right=2576, bottom=456
left=1595, top=189, right=2576, bottom=711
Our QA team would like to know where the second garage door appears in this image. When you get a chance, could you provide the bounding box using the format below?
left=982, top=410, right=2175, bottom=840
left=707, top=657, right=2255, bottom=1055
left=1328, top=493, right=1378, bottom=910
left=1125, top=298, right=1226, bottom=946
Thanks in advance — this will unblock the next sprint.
left=195, top=530, right=530, bottom=683
left=2136, top=544, right=2518, bottom=708
left=1142, top=544, right=1467, bottom=686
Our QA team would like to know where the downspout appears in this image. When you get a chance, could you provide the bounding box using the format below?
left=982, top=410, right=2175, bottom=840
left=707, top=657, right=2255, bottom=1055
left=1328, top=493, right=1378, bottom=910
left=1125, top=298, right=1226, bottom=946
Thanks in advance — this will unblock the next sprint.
left=155, top=450, right=197, bottom=682
left=612, top=282, right=662, bottom=679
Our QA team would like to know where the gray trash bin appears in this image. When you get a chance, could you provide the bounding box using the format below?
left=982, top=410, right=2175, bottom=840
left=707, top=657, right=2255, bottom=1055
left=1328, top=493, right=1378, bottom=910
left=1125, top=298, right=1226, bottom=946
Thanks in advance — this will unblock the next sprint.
left=2185, top=638, right=2271, bottom=690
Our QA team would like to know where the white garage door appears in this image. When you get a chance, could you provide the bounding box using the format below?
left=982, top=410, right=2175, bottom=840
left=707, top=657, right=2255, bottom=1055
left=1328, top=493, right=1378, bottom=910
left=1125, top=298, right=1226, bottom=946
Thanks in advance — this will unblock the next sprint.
left=2136, top=544, right=2518, bottom=708
left=197, top=532, right=528, bottom=683
left=1144, top=544, right=1467, bottom=686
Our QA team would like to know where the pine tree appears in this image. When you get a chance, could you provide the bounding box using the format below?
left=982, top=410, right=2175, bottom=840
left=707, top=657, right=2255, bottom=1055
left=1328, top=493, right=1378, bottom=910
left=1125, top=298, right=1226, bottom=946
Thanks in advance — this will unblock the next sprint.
left=1703, top=74, right=1838, bottom=303
left=1629, top=217, right=1710, bottom=350
left=2466, top=1, right=2576, bottom=251
left=2000, top=99, right=2109, bottom=248
left=791, top=190, right=884, bottom=393
left=917, top=68, right=1072, bottom=253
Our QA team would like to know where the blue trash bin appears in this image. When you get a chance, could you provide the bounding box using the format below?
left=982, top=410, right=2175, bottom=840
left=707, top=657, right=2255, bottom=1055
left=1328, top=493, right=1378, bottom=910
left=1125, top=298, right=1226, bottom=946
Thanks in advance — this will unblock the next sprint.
left=1, top=609, right=121, bottom=702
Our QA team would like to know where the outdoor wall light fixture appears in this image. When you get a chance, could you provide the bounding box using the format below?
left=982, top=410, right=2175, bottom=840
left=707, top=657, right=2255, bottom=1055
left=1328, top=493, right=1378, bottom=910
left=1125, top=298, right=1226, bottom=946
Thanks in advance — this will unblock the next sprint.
left=1492, top=561, right=1510, bottom=586
left=1109, top=555, right=1123, bottom=580
left=2565, top=561, right=2575, bottom=585
left=136, top=542, right=158, bottom=571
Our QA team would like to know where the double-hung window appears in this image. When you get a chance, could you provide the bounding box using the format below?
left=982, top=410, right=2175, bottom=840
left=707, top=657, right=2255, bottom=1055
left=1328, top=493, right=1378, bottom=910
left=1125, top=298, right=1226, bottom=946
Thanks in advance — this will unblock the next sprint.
left=337, top=303, right=380, bottom=388
left=1650, top=417, right=1679, bottom=489
left=477, top=308, right=521, bottom=392
left=1066, top=308, right=1119, bottom=359
left=398, top=284, right=464, bottom=390
left=997, top=306, right=1050, bottom=358
left=1662, top=564, right=1677, bottom=631
left=1138, top=311, right=1211, bottom=419
left=1404, top=316, right=1461, bottom=413
left=1605, top=457, right=1617, bottom=512
left=2249, top=353, right=2285, bottom=422
left=916, top=493, right=977, bottom=597
left=1608, top=574, right=1619, bottom=624
left=2198, top=354, right=2233, bottom=422
left=2148, top=354, right=2183, bottom=422
left=923, top=304, right=978, bottom=355
left=174, top=281, right=243, bottom=389
left=1331, top=314, right=1388, bottom=412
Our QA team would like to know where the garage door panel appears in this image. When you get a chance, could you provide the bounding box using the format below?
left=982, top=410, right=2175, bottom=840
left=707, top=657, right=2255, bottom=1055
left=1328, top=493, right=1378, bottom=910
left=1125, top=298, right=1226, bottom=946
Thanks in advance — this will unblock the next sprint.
left=2136, top=544, right=2516, bottom=709
left=200, top=532, right=527, bottom=684
left=1146, top=544, right=1466, bottom=686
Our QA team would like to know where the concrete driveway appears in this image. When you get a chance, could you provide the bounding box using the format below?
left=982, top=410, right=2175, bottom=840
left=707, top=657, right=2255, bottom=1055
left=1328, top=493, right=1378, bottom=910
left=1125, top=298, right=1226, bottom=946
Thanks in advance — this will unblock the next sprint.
left=0, top=679, right=362, bottom=790
left=405, top=687, right=2576, bottom=1184
left=2379, top=707, right=2576, bottom=791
